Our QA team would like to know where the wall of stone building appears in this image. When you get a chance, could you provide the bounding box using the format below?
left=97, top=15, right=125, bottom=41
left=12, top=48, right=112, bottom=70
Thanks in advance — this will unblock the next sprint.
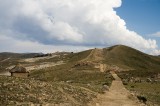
left=11, top=73, right=29, bottom=78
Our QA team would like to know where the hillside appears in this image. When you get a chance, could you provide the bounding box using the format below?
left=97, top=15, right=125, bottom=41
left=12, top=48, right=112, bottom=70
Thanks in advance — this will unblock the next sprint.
left=0, top=49, right=113, bottom=105
left=0, top=52, right=41, bottom=60
left=0, top=52, right=42, bottom=72
left=0, top=45, right=160, bottom=105
left=102, top=45, right=160, bottom=74
left=1, top=45, right=160, bottom=78
left=68, top=45, right=160, bottom=75
left=0, top=76, right=97, bottom=106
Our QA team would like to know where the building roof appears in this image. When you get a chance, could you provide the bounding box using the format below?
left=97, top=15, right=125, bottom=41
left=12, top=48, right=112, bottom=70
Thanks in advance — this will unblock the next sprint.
left=9, top=64, right=29, bottom=73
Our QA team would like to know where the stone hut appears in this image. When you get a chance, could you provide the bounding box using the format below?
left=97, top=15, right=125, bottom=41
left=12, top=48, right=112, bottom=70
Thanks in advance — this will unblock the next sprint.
left=9, top=64, right=29, bottom=78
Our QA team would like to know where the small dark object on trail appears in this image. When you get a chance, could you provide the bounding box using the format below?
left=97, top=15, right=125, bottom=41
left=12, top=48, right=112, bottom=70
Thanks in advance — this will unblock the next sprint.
left=137, top=95, right=147, bottom=104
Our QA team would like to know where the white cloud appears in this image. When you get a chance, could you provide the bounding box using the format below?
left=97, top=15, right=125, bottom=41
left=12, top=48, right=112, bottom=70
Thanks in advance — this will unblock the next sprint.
left=0, top=35, right=91, bottom=53
left=0, top=0, right=159, bottom=55
left=151, top=32, right=160, bottom=37
left=150, top=49, right=160, bottom=56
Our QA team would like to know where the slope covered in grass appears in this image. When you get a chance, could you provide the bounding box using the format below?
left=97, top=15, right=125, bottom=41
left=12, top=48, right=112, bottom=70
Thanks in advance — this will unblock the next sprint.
left=1, top=45, right=160, bottom=105
left=0, top=52, right=40, bottom=60
left=68, top=49, right=92, bottom=62
left=103, top=45, right=160, bottom=73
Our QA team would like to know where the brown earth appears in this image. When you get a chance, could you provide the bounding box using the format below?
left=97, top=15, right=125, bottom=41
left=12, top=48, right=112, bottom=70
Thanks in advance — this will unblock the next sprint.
left=82, top=48, right=104, bottom=62
left=88, top=71, right=146, bottom=106
left=99, top=64, right=106, bottom=72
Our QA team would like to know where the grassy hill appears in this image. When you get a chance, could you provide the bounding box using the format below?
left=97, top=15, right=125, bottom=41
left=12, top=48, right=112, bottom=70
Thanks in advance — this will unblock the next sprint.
left=0, top=52, right=42, bottom=72
left=65, top=45, right=160, bottom=76
left=30, top=49, right=113, bottom=93
left=105, top=45, right=160, bottom=105
left=103, top=45, right=160, bottom=76
left=68, top=49, right=92, bottom=62
left=0, top=52, right=41, bottom=60
left=30, top=45, right=160, bottom=81
left=0, top=45, right=160, bottom=105
left=0, top=49, right=113, bottom=105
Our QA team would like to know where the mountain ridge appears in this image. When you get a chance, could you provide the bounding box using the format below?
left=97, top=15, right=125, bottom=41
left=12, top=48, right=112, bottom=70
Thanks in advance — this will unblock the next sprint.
left=67, top=45, right=160, bottom=73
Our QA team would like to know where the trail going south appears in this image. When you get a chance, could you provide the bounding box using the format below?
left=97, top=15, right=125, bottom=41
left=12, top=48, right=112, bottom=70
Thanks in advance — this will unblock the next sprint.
left=88, top=71, right=146, bottom=106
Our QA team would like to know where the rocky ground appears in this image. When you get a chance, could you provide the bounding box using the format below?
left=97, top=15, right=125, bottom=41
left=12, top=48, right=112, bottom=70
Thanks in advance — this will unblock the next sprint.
left=0, top=76, right=96, bottom=106
left=88, top=72, right=146, bottom=106
left=1, top=46, right=160, bottom=105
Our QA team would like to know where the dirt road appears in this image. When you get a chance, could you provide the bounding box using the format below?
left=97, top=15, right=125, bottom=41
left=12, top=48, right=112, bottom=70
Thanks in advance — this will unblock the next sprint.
left=88, top=71, right=145, bottom=106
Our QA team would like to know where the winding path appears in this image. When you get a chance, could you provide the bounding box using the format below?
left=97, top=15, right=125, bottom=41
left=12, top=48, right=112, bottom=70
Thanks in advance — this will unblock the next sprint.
left=88, top=71, right=146, bottom=106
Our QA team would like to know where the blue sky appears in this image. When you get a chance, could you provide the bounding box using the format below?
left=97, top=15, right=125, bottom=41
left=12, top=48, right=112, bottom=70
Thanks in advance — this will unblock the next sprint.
left=0, top=0, right=160, bottom=54
left=116, top=0, right=160, bottom=44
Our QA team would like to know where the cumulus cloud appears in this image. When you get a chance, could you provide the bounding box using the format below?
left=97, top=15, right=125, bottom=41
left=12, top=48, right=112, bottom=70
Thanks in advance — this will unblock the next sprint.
left=0, top=0, right=159, bottom=54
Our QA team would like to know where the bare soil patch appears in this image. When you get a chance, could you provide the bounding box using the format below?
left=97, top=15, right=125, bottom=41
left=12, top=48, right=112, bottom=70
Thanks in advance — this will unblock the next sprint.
left=88, top=72, right=146, bottom=106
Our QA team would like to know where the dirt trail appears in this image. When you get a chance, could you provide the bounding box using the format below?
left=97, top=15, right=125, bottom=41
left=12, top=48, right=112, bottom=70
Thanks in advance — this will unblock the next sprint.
left=99, top=64, right=106, bottom=72
left=88, top=71, right=146, bottom=106
left=82, top=48, right=104, bottom=62
left=81, top=48, right=107, bottom=72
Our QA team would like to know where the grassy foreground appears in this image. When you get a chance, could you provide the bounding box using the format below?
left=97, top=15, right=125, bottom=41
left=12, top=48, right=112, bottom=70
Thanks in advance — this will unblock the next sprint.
left=118, top=72, right=160, bottom=105
left=0, top=76, right=97, bottom=106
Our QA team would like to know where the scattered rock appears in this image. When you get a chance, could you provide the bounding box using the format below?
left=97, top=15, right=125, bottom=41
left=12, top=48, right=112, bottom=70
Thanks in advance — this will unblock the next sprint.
left=0, top=76, right=96, bottom=105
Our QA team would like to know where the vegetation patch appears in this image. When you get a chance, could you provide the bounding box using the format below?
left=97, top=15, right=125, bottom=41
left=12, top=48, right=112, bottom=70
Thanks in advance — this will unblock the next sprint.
left=118, top=71, right=160, bottom=105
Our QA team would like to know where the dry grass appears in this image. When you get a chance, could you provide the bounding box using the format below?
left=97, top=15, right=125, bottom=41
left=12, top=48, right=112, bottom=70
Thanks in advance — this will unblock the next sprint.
left=0, top=76, right=97, bottom=106
left=126, top=82, right=160, bottom=105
